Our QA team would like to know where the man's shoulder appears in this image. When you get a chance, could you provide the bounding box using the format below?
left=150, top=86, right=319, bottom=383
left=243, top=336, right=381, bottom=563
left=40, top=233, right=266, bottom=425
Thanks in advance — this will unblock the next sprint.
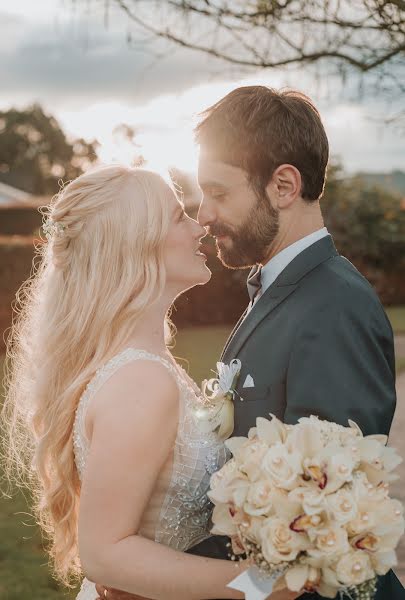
left=304, top=253, right=375, bottom=298
left=299, top=253, right=388, bottom=322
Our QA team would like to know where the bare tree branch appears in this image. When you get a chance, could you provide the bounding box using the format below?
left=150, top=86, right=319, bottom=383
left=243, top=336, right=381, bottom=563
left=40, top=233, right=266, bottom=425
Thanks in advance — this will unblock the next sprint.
left=75, top=0, right=405, bottom=95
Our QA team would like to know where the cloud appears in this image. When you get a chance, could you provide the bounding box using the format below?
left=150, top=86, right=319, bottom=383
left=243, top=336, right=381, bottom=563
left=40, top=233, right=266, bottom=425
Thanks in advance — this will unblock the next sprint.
left=0, top=10, right=227, bottom=109
left=325, top=106, right=405, bottom=172
left=0, top=5, right=404, bottom=173
left=0, top=9, right=30, bottom=50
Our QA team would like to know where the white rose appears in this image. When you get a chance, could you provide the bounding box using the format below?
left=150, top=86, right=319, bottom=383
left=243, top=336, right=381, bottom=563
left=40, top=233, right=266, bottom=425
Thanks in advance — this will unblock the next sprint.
left=208, top=477, right=250, bottom=508
left=261, top=516, right=309, bottom=564
left=244, top=480, right=274, bottom=516
left=335, top=550, right=374, bottom=586
left=289, top=486, right=325, bottom=514
left=210, top=504, right=238, bottom=536
left=309, top=525, right=350, bottom=559
left=271, top=487, right=302, bottom=521
left=235, top=439, right=269, bottom=482
left=327, top=488, right=358, bottom=524
left=210, top=458, right=240, bottom=489
left=262, top=442, right=303, bottom=490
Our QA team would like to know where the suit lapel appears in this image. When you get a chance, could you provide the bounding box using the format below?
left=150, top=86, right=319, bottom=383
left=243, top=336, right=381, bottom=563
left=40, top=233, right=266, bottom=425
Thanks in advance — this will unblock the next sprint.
left=221, top=283, right=298, bottom=362
left=221, top=235, right=339, bottom=363
left=221, top=306, right=249, bottom=361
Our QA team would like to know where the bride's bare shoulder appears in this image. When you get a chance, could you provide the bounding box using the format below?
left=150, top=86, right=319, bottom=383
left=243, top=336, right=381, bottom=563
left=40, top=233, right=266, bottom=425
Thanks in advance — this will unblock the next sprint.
left=86, top=358, right=179, bottom=437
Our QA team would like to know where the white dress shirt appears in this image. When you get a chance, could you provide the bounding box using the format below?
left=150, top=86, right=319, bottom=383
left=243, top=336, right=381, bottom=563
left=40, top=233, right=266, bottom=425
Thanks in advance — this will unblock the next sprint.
left=250, top=227, right=329, bottom=310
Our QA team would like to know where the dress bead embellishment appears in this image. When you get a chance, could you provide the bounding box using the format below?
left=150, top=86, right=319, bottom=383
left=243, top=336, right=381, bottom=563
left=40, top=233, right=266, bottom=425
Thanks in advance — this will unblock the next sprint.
left=73, top=347, right=229, bottom=555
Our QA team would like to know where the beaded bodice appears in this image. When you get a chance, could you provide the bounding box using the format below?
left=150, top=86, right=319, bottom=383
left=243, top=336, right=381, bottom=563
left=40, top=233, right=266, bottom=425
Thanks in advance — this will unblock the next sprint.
left=73, top=347, right=229, bottom=554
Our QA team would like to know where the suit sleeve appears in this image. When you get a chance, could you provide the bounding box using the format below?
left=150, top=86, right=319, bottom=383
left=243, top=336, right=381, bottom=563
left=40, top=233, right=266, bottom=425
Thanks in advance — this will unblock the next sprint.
left=283, top=290, right=396, bottom=436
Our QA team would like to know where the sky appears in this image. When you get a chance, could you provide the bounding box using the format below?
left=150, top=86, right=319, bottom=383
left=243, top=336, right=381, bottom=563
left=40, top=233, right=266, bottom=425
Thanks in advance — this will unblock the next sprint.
left=1, top=0, right=404, bottom=176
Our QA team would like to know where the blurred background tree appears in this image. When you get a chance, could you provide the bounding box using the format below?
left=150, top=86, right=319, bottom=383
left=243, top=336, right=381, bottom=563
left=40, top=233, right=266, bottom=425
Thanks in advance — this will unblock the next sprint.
left=0, top=104, right=98, bottom=195
left=323, top=163, right=405, bottom=271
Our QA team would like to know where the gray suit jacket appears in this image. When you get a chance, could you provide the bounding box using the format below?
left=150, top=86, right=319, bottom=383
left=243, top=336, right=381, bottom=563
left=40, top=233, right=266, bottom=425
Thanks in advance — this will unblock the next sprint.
left=187, top=235, right=403, bottom=599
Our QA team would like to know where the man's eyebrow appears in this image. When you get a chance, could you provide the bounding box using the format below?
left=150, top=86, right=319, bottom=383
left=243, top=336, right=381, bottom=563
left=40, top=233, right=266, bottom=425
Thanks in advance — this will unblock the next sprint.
left=199, top=181, right=227, bottom=190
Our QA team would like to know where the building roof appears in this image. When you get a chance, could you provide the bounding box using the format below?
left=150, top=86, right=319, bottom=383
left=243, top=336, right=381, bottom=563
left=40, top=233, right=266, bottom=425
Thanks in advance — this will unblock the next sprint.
left=0, top=182, right=44, bottom=209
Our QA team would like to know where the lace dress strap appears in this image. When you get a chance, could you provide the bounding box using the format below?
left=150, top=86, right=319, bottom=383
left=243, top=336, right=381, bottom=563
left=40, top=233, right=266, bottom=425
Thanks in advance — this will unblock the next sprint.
left=73, top=348, right=181, bottom=478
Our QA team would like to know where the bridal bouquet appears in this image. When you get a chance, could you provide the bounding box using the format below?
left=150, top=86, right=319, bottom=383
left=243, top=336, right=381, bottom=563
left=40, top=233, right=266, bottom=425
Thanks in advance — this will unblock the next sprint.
left=208, top=415, right=404, bottom=599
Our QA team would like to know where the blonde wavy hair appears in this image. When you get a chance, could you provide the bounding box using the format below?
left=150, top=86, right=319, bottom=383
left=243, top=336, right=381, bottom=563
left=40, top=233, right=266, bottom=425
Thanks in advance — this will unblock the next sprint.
left=1, top=165, right=176, bottom=586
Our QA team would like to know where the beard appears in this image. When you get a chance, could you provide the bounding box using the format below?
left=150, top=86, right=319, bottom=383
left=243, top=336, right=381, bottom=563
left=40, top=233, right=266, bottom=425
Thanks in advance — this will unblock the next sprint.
left=209, top=195, right=279, bottom=268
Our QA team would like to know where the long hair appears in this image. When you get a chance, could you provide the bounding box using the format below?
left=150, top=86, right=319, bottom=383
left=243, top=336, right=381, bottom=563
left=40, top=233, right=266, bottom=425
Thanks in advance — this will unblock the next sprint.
left=1, top=165, right=174, bottom=586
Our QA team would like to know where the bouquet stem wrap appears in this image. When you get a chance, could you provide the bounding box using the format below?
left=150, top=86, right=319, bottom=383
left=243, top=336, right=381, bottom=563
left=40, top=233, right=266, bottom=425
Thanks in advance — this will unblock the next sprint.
left=227, top=566, right=279, bottom=600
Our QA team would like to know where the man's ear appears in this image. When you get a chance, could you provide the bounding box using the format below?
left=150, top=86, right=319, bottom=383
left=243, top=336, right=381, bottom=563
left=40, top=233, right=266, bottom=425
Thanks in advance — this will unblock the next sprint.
left=266, top=164, right=302, bottom=209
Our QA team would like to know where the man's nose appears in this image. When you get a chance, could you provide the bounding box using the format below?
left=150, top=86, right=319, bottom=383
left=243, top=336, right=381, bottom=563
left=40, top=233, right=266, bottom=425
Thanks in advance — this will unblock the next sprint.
left=197, top=197, right=216, bottom=227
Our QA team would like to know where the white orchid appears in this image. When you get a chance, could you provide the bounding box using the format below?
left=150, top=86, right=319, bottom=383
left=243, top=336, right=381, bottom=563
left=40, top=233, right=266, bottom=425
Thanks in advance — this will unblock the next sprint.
left=262, top=442, right=303, bottom=490
left=202, top=358, right=242, bottom=400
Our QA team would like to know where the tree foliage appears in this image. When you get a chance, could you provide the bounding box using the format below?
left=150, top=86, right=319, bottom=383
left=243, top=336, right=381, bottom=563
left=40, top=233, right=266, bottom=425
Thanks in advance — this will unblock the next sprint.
left=0, top=104, right=98, bottom=195
left=323, top=163, right=405, bottom=270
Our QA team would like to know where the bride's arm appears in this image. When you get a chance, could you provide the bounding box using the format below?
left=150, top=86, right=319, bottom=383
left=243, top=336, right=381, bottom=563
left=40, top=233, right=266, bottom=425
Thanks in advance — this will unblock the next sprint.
left=78, top=360, right=245, bottom=600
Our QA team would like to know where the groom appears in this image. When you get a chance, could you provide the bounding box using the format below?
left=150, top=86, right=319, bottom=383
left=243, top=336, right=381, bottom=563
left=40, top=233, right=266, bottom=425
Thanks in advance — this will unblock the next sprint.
left=97, top=87, right=403, bottom=599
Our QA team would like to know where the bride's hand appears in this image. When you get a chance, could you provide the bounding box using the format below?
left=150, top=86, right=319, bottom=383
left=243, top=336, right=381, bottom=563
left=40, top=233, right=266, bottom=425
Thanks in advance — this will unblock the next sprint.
left=95, top=584, right=150, bottom=600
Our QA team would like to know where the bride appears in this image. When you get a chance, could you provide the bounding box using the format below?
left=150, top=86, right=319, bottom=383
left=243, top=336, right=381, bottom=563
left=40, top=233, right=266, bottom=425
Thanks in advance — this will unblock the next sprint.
left=2, top=165, right=249, bottom=600
left=1, top=166, right=296, bottom=600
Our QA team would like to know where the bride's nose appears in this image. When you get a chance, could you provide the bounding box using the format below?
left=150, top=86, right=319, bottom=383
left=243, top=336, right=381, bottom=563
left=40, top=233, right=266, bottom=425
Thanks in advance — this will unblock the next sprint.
left=192, top=219, right=207, bottom=240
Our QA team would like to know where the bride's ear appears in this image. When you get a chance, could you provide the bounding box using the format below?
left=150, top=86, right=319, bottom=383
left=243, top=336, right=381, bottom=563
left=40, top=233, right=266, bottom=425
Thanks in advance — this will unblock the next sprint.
left=266, top=164, right=302, bottom=209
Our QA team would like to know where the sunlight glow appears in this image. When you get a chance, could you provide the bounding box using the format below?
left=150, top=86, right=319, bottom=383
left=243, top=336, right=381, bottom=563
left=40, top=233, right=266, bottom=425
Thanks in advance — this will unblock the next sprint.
left=56, top=73, right=288, bottom=174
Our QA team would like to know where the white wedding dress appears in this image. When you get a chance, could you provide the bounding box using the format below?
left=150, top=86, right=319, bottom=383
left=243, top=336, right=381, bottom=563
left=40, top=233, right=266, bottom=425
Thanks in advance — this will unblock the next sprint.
left=73, top=348, right=229, bottom=600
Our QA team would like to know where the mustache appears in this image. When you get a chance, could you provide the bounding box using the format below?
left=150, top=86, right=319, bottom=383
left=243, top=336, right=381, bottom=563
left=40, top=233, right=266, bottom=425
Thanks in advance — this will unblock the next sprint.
left=208, top=223, right=235, bottom=238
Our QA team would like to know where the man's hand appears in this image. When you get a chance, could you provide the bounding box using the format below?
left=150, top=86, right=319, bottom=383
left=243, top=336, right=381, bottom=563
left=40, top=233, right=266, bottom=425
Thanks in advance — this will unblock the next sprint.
left=95, top=584, right=150, bottom=600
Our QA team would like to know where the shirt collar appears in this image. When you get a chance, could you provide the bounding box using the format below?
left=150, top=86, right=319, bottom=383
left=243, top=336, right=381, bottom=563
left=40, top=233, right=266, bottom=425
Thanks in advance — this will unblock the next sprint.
left=260, top=228, right=329, bottom=294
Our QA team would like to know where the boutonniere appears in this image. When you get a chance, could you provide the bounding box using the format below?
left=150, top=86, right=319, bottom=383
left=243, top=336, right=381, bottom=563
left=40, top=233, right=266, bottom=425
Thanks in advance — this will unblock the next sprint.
left=193, top=359, right=241, bottom=441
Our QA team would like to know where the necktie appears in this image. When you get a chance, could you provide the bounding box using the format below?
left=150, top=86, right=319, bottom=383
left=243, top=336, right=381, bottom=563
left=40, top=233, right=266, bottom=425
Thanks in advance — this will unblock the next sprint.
left=246, top=265, right=262, bottom=306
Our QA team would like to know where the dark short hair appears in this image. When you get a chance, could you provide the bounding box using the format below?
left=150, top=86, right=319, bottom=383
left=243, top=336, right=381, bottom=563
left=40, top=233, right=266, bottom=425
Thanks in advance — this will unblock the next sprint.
left=195, top=86, right=329, bottom=202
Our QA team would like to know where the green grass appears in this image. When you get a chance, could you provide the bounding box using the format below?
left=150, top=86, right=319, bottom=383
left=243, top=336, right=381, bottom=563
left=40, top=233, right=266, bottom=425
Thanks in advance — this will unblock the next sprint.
left=173, top=324, right=232, bottom=384
left=0, top=356, right=78, bottom=599
left=386, top=306, right=405, bottom=334
left=0, top=489, right=76, bottom=600
left=0, top=313, right=403, bottom=598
